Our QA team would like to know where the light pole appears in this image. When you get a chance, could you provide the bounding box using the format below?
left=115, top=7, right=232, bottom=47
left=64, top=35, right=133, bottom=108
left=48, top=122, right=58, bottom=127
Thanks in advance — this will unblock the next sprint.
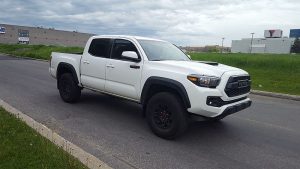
left=221, top=37, right=225, bottom=54
left=250, top=33, right=255, bottom=53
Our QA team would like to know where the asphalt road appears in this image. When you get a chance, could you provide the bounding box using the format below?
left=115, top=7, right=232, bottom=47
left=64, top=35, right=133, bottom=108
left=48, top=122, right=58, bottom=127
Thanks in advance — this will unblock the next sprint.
left=1, top=54, right=300, bottom=169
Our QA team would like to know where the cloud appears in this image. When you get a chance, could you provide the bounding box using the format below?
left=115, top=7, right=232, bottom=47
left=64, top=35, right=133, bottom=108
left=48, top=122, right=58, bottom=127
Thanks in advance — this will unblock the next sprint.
left=0, top=0, right=300, bottom=46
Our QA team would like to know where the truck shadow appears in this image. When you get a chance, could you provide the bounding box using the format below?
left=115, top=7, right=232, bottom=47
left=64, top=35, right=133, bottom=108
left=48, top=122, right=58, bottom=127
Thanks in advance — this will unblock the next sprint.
left=77, top=90, right=236, bottom=142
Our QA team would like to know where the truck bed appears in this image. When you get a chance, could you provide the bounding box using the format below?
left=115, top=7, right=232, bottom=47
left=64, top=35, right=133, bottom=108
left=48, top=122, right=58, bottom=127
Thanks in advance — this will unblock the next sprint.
left=49, top=52, right=82, bottom=80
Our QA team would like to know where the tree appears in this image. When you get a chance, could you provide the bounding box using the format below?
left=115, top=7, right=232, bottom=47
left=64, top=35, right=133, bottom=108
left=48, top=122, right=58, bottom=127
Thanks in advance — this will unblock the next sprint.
left=206, top=46, right=219, bottom=53
left=291, top=38, right=300, bottom=53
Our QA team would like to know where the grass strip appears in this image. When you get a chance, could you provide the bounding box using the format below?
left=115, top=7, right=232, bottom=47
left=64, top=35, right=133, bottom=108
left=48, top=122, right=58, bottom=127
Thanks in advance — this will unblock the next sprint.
left=0, top=43, right=83, bottom=60
left=0, top=107, right=88, bottom=169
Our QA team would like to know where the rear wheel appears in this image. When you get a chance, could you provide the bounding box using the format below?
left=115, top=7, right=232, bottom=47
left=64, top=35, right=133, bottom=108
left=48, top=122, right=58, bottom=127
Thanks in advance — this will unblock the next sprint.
left=58, top=73, right=81, bottom=103
left=146, top=92, right=188, bottom=139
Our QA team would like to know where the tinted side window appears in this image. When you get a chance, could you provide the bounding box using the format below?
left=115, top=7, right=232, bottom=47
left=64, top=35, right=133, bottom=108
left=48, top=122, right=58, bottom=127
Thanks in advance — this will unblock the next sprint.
left=88, top=38, right=111, bottom=58
left=111, top=39, right=139, bottom=61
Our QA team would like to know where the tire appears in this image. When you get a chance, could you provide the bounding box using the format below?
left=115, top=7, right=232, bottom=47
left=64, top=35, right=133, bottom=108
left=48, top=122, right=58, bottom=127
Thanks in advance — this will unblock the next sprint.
left=58, top=73, right=81, bottom=103
left=146, top=92, right=188, bottom=139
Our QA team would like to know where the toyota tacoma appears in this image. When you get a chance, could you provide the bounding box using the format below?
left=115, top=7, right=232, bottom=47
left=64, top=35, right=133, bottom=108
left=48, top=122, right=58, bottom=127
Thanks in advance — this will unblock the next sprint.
left=50, top=35, right=252, bottom=139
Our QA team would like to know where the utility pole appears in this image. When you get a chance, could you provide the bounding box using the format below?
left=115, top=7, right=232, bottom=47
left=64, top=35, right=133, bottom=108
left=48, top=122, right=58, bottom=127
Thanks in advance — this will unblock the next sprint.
left=221, top=37, right=225, bottom=54
left=250, top=33, right=255, bottom=53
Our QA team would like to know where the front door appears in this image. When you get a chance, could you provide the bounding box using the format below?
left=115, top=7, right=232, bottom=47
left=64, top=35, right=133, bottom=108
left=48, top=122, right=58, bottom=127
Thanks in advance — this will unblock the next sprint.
left=105, top=39, right=143, bottom=100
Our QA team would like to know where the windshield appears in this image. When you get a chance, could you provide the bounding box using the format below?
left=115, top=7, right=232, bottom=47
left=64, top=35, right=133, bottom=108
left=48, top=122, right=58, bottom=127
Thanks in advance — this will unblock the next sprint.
left=138, top=40, right=190, bottom=61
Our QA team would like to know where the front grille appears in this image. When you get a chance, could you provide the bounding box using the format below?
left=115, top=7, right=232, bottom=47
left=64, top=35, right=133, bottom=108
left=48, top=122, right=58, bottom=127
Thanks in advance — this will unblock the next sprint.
left=225, top=75, right=251, bottom=97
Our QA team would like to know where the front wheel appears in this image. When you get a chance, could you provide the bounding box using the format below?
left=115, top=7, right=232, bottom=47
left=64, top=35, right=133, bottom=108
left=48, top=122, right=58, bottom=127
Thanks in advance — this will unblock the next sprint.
left=58, top=73, right=81, bottom=103
left=146, top=92, right=188, bottom=139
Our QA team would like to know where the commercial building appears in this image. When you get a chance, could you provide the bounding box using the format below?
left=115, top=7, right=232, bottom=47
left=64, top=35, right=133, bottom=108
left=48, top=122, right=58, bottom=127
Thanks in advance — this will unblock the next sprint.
left=231, top=29, right=298, bottom=54
left=0, top=24, right=93, bottom=47
left=231, top=37, right=295, bottom=54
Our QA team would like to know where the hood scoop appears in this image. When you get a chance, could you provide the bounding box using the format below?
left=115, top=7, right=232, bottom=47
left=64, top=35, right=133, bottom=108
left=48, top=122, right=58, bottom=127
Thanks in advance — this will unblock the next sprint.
left=194, top=61, right=219, bottom=66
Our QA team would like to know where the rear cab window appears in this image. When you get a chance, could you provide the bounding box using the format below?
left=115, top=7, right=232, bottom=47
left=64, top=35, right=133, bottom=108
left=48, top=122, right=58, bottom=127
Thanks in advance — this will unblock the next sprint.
left=88, top=38, right=112, bottom=58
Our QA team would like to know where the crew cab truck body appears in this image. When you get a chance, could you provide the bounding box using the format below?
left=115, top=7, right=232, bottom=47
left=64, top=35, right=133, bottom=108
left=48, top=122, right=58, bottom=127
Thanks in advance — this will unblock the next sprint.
left=50, top=35, right=252, bottom=139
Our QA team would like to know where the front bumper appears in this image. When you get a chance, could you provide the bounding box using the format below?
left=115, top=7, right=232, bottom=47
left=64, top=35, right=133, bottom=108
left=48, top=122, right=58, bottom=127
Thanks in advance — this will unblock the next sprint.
left=189, top=98, right=252, bottom=121
left=188, top=96, right=251, bottom=118
left=214, top=100, right=252, bottom=119
left=186, top=71, right=252, bottom=118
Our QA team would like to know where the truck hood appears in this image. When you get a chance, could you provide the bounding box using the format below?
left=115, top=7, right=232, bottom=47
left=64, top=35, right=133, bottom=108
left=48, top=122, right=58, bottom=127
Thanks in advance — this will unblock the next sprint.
left=151, top=60, right=247, bottom=77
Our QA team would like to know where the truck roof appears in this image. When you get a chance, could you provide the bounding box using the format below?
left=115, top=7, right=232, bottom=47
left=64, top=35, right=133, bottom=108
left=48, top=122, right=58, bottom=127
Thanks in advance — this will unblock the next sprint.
left=91, top=35, right=166, bottom=42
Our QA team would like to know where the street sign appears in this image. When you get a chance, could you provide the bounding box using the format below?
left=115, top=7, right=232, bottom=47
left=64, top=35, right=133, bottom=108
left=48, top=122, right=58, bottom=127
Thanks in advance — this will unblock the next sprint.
left=0, top=27, right=5, bottom=34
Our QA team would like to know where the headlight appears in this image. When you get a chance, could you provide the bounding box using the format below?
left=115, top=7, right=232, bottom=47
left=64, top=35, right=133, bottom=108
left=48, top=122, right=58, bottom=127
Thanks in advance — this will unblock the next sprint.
left=187, top=74, right=220, bottom=88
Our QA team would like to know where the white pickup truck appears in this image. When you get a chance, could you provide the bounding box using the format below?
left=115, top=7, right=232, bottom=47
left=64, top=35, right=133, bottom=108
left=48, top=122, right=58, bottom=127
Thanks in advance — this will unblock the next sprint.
left=50, top=35, right=252, bottom=139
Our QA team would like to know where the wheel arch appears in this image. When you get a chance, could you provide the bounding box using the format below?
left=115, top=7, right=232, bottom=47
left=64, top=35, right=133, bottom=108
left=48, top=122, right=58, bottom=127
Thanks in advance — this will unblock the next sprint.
left=56, top=62, right=79, bottom=89
left=141, top=77, right=191, bottom=110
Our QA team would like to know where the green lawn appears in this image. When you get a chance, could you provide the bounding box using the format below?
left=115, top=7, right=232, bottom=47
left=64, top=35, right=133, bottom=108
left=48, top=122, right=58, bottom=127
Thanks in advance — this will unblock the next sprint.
left=190, top=53, right=300, bottom=95
left=0, top=43, right=83, bottom=60
left=0, top=107, right=88, bottom=169
left=0, top=43, right=299, bottom=95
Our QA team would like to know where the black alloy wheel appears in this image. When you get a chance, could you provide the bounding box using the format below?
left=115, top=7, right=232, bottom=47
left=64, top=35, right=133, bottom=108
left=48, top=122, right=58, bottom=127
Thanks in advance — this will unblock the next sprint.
left=146, top=92, right=188, bottom=139
left=58, top=73, right=81, bottom=103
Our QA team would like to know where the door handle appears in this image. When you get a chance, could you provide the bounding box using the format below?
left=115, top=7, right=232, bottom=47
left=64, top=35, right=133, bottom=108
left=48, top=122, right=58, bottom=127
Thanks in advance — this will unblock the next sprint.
left=130, top=65, right=140, bottom=69
left=106, top=64, right=115, bottom=68
left=82, top=60, right=90, bottom=64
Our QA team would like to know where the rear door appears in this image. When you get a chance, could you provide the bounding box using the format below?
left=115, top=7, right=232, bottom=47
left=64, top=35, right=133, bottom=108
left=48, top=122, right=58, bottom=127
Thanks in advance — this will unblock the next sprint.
left=80, top=38, right=112, bottom=91
left=105, top=39, right=143, bottom=100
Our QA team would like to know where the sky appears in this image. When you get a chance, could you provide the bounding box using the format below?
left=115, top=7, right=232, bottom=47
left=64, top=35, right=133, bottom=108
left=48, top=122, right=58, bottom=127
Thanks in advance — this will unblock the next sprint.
left=0, top=0, right=300, bottom=46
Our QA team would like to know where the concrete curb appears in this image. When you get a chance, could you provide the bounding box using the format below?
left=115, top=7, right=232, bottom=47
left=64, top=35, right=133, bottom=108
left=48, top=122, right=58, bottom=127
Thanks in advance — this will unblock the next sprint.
left=0, top=99, right=112, bottom=169
left=251, top=90, right=300, bottom=101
